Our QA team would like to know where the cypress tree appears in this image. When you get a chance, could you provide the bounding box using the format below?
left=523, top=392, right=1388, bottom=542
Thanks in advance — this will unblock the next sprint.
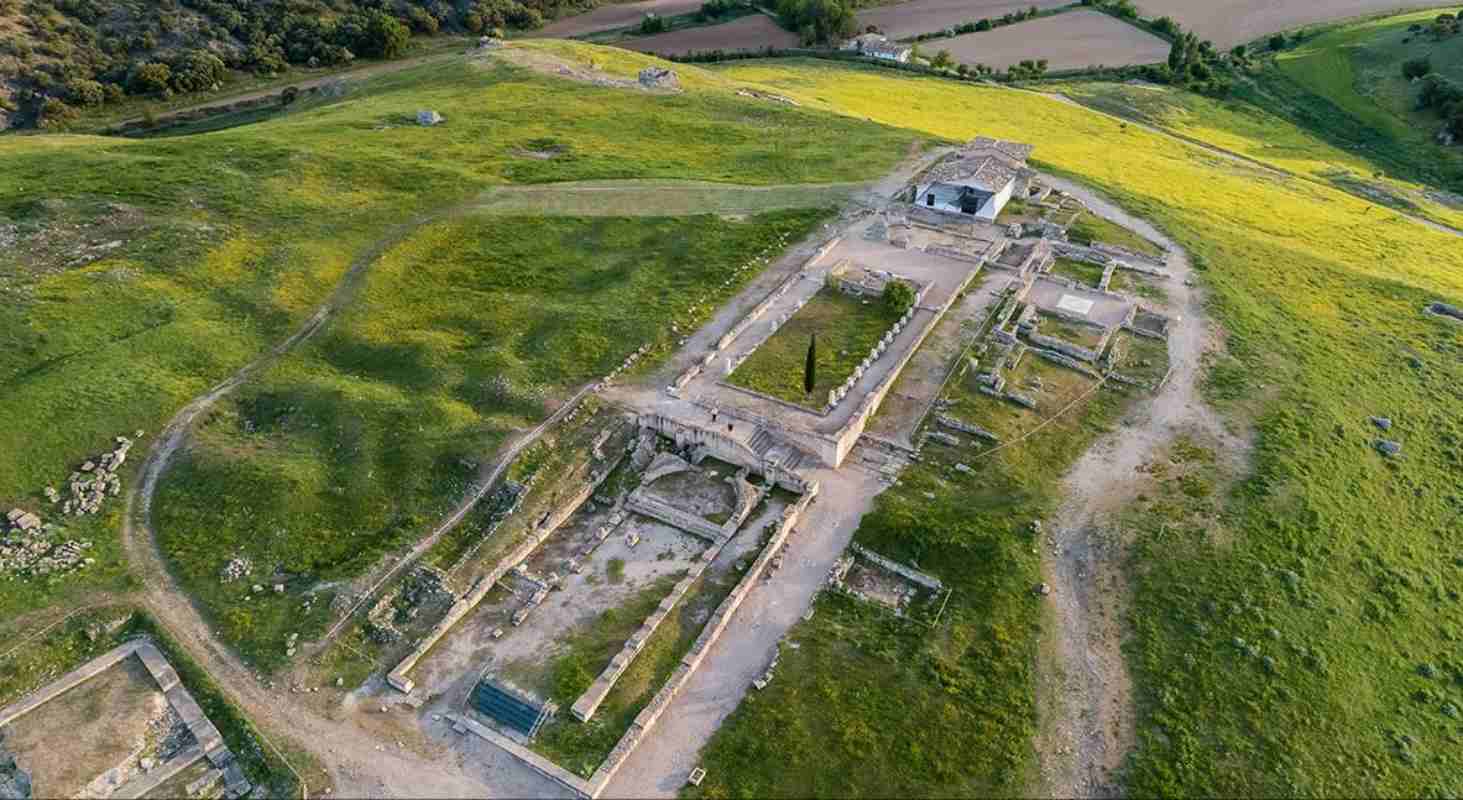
left=804, top=333, right=817, bottom=394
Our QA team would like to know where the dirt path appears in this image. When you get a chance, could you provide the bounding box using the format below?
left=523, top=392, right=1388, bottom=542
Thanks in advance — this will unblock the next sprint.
left=1030, top=174, right=1245, bottom=798
left=110, top=173, right=886, bottom=796
left=116, top=201, right=575, bottom=798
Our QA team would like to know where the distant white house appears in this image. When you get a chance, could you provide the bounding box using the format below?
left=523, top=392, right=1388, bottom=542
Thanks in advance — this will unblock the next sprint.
left=842, top=32, right=912, bottom=63
left=913, top=138, right=1035, bottom=221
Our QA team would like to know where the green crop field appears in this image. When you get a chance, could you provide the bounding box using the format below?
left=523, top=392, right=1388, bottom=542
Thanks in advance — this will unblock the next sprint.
left=728, top=288, right=903, bottom=407
left=693, top=58, right=1463, bottom=797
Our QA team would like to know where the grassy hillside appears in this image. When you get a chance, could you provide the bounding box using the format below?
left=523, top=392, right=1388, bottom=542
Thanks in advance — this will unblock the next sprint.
left=1242, top=8, right=1463, bottom=193
left=1053, top=79, right=1463, bottom=230
left=691, top=58, right=1462, bottom=797
left=0, top=46, right=917, bottom=631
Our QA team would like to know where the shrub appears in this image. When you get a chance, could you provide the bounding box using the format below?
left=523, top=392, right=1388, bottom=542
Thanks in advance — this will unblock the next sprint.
left=38, top=96, right=79, bottom=128
left=882, top=279, right=915, bottom=314
left=170, top=50, right=227, bottom=93
left=1402, top=57, right=1431, bottom=80
left=64, top=77, right=104, bottom=106
left=640, top=13, right=668, bottom=34
left=128, top=61, right=172, bottom=96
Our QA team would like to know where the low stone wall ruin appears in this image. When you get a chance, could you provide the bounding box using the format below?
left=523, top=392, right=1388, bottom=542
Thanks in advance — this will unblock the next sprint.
left=387, top=452, right=627, bottom=694
left=571, top=477, right=768, bottom=723
left=670, top=236, right=843, bottom=397
left=639, top=413, right=820, bottom=492
left=849, top=545, right=943, bottom=591
left=583, top=485, right=817, bottom=797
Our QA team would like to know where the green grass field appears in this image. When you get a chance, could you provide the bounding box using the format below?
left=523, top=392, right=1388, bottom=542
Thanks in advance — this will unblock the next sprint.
left=0, top=45, right=917, bottom=634
left=1066, top=210, right=1165, bottom=258
left=1237, top=9, right=1463, bottom=198
left=1047, top=256, right=1107, bottom=288
left=728, top=288, right=903, bottom=407
left=700, top=57, right=1463, bottom=797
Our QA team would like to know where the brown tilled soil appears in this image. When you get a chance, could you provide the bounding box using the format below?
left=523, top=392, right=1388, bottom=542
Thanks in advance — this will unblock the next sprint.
left=854, top=0, right=1070, bottom=40
left=540, top=0, right=704, bottom=37
left=937, top=10, right=1171, bottom=71
left=620, top=14, right=800, bottom=56
left=1131, top=0, right=1431, bottom=47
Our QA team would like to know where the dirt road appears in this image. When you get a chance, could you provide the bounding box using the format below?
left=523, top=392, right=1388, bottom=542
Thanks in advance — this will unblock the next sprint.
left=1030, top=174, right=1244, bottom=798
left=116, top=202, right=573, bottom=797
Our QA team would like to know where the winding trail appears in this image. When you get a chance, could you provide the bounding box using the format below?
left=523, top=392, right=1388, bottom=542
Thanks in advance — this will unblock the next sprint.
left=1030, top=174, right=1247, bottom=798
left=115, top=201, right=578, bottom=798
left=112, top=178, right=865, bottom=796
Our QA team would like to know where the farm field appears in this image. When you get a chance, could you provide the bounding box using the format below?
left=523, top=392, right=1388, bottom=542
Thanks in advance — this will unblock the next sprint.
left=619, top=13, right=799, bottom=56
left=931, top=9, right=1171, bottom=71
left=706, top=57, right=1463, bottom=797
left=1130, top=0, right=1440, bottom=47
left=540, top=0, right=704, bottom=37
left=854, top=0, right=1069, bottom=41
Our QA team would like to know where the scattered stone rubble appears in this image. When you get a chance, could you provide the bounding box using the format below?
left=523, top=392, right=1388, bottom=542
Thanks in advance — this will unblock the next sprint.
left=638, top=67, right=679, bottom=90
left=218, top=557, right=252, bottom=583
left=0, top=737, right=32, bottom=800
left=3, top=433, right=144, bottom=578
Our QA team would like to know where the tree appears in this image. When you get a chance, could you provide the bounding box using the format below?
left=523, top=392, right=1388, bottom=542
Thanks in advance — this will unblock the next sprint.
left=65, top=78, right=105, bottom=107
left=345, top=10, right=410, bottom=59
left=128, top=61, right=173, bottom=96
left=280, top=85, right=300, bottom=106
left=170, top=50, right=227, bottom=93
left=803, top=334, right=817, bottom=395
left=882, top=280, right=915, bottom=315
left=776, top=0, right=856, bottom=45
left=931, top=49, right=953, bottom=70
left=38, top=96, right=79, bottom=129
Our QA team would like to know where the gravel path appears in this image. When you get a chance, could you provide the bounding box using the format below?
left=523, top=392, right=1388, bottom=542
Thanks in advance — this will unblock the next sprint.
left=602, top=463, right=884, bottom=798
left=1029, top=174, right=1246, bottom=798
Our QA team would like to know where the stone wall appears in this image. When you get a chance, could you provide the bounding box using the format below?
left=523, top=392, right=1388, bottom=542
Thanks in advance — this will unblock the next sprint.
left=849, top=544, right=943, bottom=591
left=583, top=486, right=818, bottom=797
left=1027, top=331, right=1102, bottom=363
left=828, top=264, right=982, bottom=466
left=570, top=478, right=768, bottom=724
left=639, top=413, right=822, bottom=491
left=387, top=452, right=627, bottom=693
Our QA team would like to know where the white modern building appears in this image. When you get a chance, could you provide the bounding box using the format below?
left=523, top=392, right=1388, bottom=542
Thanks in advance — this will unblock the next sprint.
left=913, top=138, right=1035, bottom=221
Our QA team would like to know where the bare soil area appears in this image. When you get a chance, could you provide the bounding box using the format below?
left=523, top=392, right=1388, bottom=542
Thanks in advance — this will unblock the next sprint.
left=1132, top=0, right=1434, bottom=47
left=855, top=0, right=1070, bottom=40
left=1030, top=174, right=1246, bottom=798
left=936, top=10, right=1171, bottom=71
left=1, top=658, right=166, bottom=799
left=620, top=14, right=799, bottom=56
left=540, top=0, right=705, bottom=37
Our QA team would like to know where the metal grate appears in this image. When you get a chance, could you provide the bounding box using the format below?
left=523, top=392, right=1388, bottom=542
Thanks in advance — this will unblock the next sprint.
left=470, top=679, right=551, bottom=739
